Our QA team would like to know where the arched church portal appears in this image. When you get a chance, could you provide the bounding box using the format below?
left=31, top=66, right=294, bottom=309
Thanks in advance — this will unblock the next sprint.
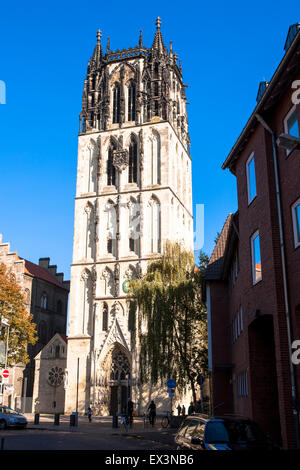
left=106, top=345, right=131, bottom=415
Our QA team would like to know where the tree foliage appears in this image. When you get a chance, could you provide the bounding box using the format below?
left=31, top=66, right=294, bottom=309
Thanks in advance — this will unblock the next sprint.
left=0, top=263, right=37, bottom=366
left=128, top=242, right=208, bottom=403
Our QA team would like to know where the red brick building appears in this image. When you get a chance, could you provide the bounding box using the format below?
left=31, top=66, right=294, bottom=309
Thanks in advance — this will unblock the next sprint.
left=204, top=24, right=300, bottom=449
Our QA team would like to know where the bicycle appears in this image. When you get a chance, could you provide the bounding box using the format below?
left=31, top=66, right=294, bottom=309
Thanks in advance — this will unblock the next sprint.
left=161, top=411, right=172, bottom=428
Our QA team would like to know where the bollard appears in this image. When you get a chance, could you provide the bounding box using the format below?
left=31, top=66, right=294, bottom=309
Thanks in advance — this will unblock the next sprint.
left=34, top=413, right=39, bottom=425
left=54, top=413, right=60, bottom=425
left=70, top=412, right=78, bottom=427
left=112, top=413, right=118, bottom=428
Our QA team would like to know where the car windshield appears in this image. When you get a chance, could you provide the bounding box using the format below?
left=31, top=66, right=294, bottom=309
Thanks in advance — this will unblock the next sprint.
left=0, top=407, right=19, bottom=415
left=205, top=421, right=267, bottom=444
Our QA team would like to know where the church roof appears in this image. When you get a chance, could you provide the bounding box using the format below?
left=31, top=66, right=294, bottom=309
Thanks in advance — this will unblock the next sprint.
left=203, top=214, right=235, bottom=281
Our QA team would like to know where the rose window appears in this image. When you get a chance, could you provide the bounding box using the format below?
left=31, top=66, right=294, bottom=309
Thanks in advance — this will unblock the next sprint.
left=48, top=367, right=64, bottom=387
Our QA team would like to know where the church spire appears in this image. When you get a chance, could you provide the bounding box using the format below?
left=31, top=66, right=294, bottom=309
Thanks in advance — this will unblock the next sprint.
left=139, top=30, right=143, bottom=48
left=93, top=29, right=102, bottom=67
left=152, top=16, right=166, bottom=54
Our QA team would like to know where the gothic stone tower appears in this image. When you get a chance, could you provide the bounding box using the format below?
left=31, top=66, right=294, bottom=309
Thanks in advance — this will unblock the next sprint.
left=64, top=18, right=193, bottom=415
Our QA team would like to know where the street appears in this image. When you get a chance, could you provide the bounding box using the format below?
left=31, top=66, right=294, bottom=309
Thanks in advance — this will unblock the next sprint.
left=0, top=416, right=177, bottom=451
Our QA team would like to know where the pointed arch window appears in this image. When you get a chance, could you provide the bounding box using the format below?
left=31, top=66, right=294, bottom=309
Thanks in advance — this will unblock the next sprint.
left=151, top=131, right=161, bottom=185
left=127, top=81, right=136, bottom=121
left=128, top=136, right=138, bottom=184
left=107, top=142, right=116, bottom=186
left=112, top=83, right=121, bottom=124
left=128, top=198, right=140, bottom=255
left=150, top=196, right=161, bottom=253
left=144, top=80, right=151, bottom=122
left=106, top=200, right=117, bottom=256
left=102, top=302, right=108, bottom=331
left=41, top=293, right=48, bottom=310
left=81, top=269, right=92, bottom=335
left=102, top=267, right=114, bottom=296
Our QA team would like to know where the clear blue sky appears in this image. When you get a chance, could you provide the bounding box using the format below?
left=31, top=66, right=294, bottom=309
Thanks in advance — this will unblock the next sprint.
left=0, top=0, right=298, bottom=278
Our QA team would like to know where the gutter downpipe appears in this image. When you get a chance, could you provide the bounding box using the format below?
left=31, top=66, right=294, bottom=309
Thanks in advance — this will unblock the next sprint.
left=256, top=113, right=300, bottom=449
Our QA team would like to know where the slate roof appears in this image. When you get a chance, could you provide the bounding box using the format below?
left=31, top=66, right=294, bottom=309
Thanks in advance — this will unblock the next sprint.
left=203, top=214, right=234, bottom=281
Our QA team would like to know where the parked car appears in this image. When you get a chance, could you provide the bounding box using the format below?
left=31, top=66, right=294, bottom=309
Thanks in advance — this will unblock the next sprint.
left=0, top=406, right=27, bottom=429
left=175, top=414, right=277, bottom=450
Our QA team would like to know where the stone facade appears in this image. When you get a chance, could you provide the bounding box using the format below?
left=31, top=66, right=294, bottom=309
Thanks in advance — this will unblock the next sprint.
left=32, top=333, right=67, bottom=414
left=0, top=234, right=69, bottom=411
left=65, top=18, right=194, bottom=416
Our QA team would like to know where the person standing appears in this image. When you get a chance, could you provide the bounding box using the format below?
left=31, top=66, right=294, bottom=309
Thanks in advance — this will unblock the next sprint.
left=182, top=405, right=186, bottom=416
left=188, top=402, right=195, bottom=415
left=128, top=399, right=134, bottom=425
left=177, top=404, right=182, bottom=416
left=87, top=406, right=93, bottom=422
left=148, top=400, right=156, bottom=426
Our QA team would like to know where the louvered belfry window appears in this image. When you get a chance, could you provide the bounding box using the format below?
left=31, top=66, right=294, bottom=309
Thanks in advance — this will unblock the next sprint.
left=113, top=83, right=121, bottom=123
left=128, top=81, right=136, bottom=121
left=128, top=137, right=138, bottom=183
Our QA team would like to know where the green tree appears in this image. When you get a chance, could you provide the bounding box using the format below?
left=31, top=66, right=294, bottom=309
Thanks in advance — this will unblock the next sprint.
left=128, top=242, right=208, bottom=405
left=0, top=263, right=37, bottom=366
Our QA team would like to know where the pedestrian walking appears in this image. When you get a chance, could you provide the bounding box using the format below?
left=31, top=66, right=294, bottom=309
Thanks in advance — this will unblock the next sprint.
left=87, top=406, right=93, bottom=422
left=148, top=400, right=156, bottom=426
left=176, top=404, right=182, bottom=416
left=188, top=402, right=195, bottom=415
left=182, top=405, right=186, bottom=416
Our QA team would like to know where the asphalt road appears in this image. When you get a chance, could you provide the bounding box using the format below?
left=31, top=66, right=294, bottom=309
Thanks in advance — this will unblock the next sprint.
left=0, top=428, right=175, bottom=451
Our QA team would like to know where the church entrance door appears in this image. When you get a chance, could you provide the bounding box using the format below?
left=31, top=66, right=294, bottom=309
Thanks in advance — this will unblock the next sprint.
left=110, top=386, right=118, bottom=415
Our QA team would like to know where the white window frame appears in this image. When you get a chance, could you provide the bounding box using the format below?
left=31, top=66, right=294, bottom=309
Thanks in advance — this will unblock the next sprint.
left=251, top=230, right=262, bottom=285
left=284, top=105, right=299, bottom=156
left=292, top=198, right=300, bottom=249
left=246, top=152, right=257, bottom=205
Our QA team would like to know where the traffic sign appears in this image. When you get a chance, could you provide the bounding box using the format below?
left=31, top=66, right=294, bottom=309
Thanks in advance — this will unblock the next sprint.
left=1, top=377, right=8, bottom=384
left=166, top=379, right=176, bottom=388
left=2, top=369, right=9, bottom=378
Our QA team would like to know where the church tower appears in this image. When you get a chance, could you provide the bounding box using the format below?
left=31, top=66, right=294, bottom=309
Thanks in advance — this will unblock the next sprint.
left=64, top=18, right=193, bottom=415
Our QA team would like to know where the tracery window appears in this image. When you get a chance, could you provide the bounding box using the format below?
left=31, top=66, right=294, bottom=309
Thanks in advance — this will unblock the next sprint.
left=110, top=349, right=130, bottom=381
left=48, top=367, right=64, bottom=387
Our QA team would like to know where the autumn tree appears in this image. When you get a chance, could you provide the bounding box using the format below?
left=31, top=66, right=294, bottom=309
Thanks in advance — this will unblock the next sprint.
left=0, top=263, right=37, bottom=366
left=128, top=242, right=208, bottom=405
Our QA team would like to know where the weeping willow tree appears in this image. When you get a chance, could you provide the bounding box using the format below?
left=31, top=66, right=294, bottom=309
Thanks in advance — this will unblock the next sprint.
left=128, top=241, right=208, bottom=405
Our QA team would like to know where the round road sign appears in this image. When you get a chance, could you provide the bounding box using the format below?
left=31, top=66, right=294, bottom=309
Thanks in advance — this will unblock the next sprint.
left=2, top=369, right=9, bottom=378
left=166, top=379, right=176, bottom=388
